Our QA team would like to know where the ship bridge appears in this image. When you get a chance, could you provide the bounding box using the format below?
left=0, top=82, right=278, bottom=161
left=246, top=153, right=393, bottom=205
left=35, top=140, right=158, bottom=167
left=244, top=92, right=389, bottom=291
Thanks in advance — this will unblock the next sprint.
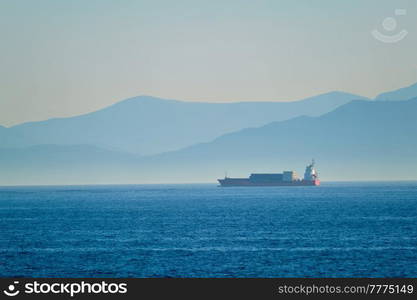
left=304, top=159, right=318, bottom=181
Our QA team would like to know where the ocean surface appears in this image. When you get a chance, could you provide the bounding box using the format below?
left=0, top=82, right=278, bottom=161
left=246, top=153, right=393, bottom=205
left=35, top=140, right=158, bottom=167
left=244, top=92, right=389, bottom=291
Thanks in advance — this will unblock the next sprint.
left=0, top=182, right=416, bottom=278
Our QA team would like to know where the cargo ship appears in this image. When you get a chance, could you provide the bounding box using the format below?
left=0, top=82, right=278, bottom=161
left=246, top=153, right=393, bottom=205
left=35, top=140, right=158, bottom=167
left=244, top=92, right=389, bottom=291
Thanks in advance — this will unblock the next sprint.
left=218, top=160, right=320, bottom=187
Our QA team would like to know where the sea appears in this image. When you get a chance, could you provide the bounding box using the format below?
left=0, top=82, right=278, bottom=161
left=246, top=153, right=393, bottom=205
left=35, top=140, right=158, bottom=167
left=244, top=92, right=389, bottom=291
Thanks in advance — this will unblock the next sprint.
left=0, top=182, right=416, bottom=278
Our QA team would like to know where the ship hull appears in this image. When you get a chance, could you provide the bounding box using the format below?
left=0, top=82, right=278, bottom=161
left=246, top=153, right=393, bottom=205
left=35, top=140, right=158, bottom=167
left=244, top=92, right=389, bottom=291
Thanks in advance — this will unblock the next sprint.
left=218, top=179, right=320, bottom=187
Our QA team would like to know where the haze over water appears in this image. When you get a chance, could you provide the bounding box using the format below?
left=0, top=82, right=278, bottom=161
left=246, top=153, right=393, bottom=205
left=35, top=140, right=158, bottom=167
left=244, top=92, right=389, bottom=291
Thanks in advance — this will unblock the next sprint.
left=1, top=182, right=416, bottom=277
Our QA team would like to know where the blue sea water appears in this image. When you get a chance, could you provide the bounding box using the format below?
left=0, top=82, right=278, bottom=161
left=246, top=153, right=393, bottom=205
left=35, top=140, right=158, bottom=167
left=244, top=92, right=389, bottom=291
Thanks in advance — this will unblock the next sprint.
left=0, top=182, right=416, bottom=278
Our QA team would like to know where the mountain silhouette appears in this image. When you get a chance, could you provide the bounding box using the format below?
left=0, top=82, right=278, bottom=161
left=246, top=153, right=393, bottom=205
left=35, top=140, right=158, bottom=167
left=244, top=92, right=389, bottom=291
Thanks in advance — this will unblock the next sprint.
left=135, top=97, right=417, bottom=182
left=1, top=97, right=416, bottom=185
left=0, top=92, right=366, bottom=155
left=375, top=82, right=417, bottom=101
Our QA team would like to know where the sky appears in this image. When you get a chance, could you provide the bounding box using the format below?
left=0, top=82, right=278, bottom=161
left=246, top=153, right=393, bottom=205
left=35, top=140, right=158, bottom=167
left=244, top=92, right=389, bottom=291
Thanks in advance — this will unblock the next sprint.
left=1, top=0, right=417, bottom=126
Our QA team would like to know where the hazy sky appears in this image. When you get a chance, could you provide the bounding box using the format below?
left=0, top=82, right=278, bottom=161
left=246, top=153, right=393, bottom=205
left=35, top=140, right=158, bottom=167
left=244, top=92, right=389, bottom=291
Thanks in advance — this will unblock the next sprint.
left=1, top=0, right=417, bottom=126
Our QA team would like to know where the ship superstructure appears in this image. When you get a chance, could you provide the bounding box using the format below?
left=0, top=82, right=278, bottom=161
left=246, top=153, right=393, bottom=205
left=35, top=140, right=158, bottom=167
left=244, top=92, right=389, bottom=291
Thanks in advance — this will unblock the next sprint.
left=218, top=160, right=320, bottom=187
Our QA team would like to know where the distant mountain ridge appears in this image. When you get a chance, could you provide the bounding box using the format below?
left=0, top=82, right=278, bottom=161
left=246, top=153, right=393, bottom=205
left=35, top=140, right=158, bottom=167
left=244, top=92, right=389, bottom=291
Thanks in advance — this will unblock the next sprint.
left=134, top=97, right=417, bottom=182
left=375, top=82, right=417, bottom=101
left=0, top=91, right=366, bottom=155
left=1, top=97, right=416, bottom=185
left=2, top=83, right=417, bottom=185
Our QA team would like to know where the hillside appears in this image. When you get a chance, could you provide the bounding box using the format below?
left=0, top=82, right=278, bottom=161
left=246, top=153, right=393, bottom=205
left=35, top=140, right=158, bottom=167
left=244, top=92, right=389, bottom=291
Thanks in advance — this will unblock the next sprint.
left=0, top=92, right=366, bottom=155
left=1, top=98, right=416, bottom=185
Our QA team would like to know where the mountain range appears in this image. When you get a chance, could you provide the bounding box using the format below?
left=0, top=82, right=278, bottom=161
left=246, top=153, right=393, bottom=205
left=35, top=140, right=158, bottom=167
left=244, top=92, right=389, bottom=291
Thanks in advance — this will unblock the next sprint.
left=0, top=92, right=366, bottom=155
left=375, top=82, right=417, bottom=102
left=141, top=97, right=417, bottom=182
left=1, top=82, right=417, bottom=185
